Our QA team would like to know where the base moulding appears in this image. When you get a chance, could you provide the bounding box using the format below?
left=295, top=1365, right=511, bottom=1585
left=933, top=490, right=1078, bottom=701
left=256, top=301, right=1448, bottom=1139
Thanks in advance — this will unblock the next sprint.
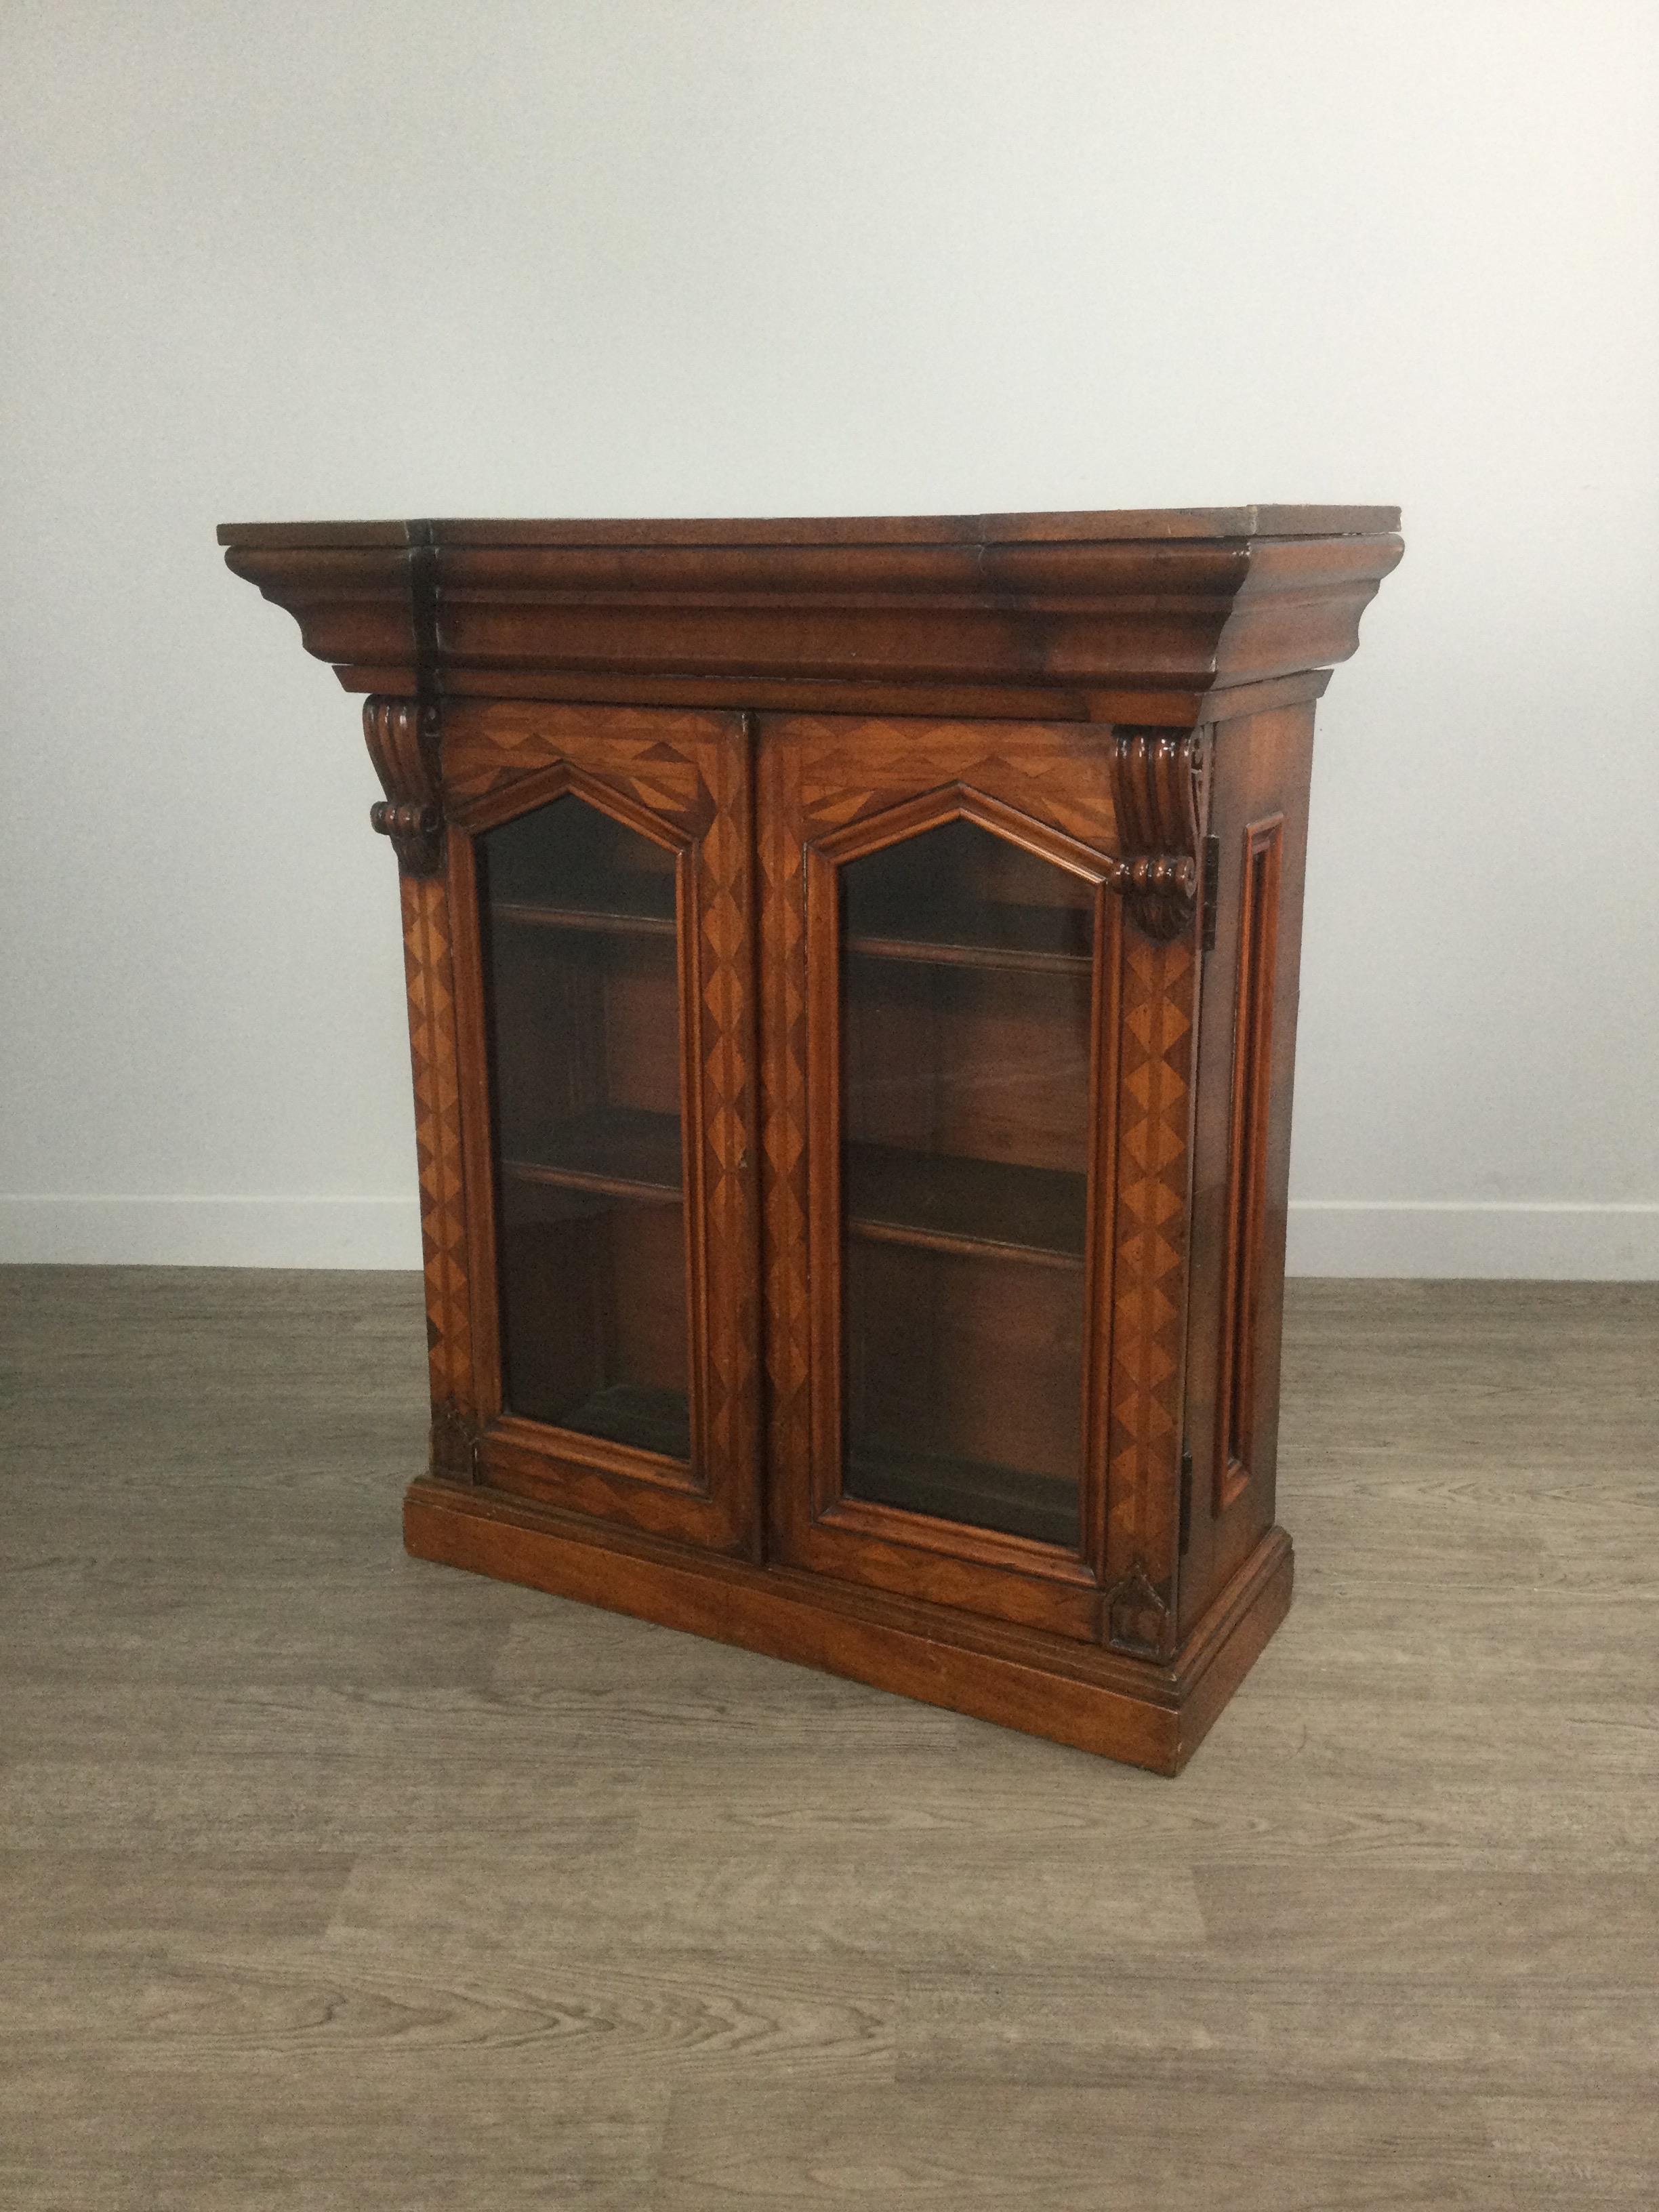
left=403, top=1478, right=1294, bottom=1775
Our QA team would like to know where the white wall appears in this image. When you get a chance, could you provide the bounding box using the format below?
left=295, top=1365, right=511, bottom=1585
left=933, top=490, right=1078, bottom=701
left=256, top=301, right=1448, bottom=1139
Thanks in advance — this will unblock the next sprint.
left=2, top=0, right=1655, bottom=1277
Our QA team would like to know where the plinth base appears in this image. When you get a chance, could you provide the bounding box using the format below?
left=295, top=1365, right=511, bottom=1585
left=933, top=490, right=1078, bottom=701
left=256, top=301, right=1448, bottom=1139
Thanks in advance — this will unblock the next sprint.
left=403, top=1479, right=1293, bottom=1776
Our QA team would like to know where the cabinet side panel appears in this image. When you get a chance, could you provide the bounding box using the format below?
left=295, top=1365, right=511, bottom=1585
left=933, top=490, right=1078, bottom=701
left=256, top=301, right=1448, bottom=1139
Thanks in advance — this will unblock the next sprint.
left=1213, top=815, right=1284, bottom=1513
left=1179, top=703, right=1315, bottom=1634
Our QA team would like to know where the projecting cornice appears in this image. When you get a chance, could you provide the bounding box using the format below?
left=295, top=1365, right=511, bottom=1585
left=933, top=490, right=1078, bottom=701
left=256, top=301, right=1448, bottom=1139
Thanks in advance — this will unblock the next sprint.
left=218, top=507, right=1402, bottom=726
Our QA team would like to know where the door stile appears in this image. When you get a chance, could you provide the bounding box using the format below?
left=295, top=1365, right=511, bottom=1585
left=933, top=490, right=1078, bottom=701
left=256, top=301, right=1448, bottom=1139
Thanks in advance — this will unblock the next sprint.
left=400, top=836, right=483, bottom=1481
left=445, top=824, right=501, bottom=1434
left=673, top=837, right=711, bottom=1494
left=1100, top=922, right=1201, bottom=1655
left=801, top=838, right=846, bottom=1525
left=1079, top=878, right=1122, bottom=1587
left=758, top=724, right=812, bottom=1566
left=685, top=713, right=765, bottom=1558
left=363, top=693, right=484, bottom=1483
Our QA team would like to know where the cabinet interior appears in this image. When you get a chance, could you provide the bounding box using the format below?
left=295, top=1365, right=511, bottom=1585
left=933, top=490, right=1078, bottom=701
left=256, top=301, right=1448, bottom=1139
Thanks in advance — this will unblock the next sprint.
left=838, top=819, right=1094, bottom=1549
left=481, top=796, right=691, bottom=1462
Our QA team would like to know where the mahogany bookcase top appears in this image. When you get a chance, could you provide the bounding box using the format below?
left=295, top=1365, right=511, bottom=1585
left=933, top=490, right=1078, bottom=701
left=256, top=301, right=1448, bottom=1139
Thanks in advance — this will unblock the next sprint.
left=218, top=506, right=1402, bottom=724
left=218, top=506, right=1398, bottom=549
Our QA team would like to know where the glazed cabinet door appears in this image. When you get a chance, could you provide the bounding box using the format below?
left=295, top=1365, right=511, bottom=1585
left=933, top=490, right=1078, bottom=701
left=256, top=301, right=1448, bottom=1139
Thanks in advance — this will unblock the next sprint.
left=409, top=700, right=761, bottom=1556
left=758, top=714, right=1202, bottom=1647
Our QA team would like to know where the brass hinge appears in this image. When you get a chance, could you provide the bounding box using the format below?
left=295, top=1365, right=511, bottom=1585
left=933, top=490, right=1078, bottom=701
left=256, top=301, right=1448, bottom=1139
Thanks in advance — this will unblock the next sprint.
left=1179, top=1442, right=1195, bottom=1554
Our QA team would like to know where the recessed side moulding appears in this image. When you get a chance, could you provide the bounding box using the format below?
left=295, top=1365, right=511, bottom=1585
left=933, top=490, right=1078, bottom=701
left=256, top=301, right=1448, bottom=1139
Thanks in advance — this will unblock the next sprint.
left=218, top=510, right=1400, bottom=1770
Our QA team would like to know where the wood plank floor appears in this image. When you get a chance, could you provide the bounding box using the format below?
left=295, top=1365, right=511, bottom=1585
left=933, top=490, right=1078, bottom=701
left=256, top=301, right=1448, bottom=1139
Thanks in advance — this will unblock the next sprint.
left=1, top=1268, right=1655, bottom=2209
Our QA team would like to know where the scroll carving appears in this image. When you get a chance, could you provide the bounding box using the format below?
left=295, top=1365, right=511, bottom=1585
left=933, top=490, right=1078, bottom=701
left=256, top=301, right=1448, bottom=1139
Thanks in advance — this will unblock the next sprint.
left=364, top=696, right=444, bottom=876
left=1106, top=1557, right=1172, bottom=1659
left=1105, top=729, right=1207, bottom=941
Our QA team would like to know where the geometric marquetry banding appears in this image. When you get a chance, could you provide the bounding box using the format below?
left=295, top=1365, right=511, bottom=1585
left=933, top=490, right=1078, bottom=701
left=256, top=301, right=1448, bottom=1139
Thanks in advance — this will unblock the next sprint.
left=758, top=734, right=813, bottom=1548
left=780, top=713, right=1210, bottom=944
left=691, top=717, right=762, bottom=1530
left=1096, top=731, right=1208, bottom=1651
left=792, top=715, right=1119, bottom=851
left=1103, top=924, right=1199, bottom=1653
left=441, top=701, right=712, bottom=835
left=397, top=867, right=474, bottom=1435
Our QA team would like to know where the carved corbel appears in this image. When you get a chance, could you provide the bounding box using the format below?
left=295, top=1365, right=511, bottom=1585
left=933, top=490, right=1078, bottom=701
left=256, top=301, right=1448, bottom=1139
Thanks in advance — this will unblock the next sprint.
left=364, top=696, right=444, bottom=876
left=1105, top=729, right=1208, bottom=941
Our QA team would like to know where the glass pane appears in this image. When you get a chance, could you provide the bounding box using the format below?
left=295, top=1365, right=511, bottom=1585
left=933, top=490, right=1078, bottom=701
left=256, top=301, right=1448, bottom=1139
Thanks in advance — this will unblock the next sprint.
left=840, top=819, right=1094, bottom=1547
left=479, top=796, right=691, bottom=1462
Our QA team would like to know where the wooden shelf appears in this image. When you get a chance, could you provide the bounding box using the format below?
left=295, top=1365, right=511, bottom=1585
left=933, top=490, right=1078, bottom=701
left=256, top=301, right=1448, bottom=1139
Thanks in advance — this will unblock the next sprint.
left=493, top=899, right=675, bottom=940
left=505, top=1117, right=1084, bottom=1269
left=502, top=1108, right=683, bottom=1204
left=495, top=903, right=1089, bottom=970
left=846, top=933, right=1091, bottom=976
left=846, top=1143, right=1087, bottom=1267
left=546, top=1382, right=691, bottom=1462
left=844, top=897, right=1092, bottom=976
left=846, top=1437, right=1079, bottom=1550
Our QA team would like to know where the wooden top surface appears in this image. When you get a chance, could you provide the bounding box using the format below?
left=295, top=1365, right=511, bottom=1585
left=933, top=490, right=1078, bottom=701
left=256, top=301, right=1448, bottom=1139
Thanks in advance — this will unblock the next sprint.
left=218, top=506, right=1401, bottom=721
left=218, top=505, right=1399, bottom=551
